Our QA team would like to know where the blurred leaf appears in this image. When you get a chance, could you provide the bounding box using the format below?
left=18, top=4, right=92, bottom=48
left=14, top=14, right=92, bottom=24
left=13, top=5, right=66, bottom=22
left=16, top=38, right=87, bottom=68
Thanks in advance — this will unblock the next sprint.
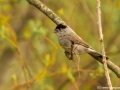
left=67, top=69, right=75, bottom=82
left=0, top=13, right=17, bottom=48
left=0, top=14, right=10, bottom=25
left=0, top=2, right=11, bottom=12
left=11, top=74, right=17, bottom=81
left=23, top=20, right=48, bottom=39
left=58, top=8, right=64, bottom=15
left=41, top=54, right=52, bottom=67
left=62, top=63, right=67, bottom=73
left=45, top=54, right=50, bottom=61
left=89, top=72, right=96, bottom=79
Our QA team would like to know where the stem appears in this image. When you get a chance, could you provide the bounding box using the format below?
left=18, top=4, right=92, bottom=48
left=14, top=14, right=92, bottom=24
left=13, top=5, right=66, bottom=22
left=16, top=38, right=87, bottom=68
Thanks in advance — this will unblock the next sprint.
left=97, top=0, right=113, bottom=89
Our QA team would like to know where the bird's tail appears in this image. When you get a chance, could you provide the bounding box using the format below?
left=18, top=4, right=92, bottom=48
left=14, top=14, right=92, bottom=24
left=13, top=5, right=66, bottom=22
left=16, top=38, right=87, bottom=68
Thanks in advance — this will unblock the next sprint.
left=87, top=49, right=109, bottom=62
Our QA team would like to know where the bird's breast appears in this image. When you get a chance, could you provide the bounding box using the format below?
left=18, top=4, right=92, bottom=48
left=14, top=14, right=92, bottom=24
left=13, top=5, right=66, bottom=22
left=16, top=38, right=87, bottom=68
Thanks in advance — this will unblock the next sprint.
left=58, top=35, right=71, bottom=52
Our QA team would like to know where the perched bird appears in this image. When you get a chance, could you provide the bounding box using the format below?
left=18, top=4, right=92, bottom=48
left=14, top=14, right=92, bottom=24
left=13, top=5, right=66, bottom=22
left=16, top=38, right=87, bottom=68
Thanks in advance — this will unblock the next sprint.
left=54, top=24, right=108, bottom=60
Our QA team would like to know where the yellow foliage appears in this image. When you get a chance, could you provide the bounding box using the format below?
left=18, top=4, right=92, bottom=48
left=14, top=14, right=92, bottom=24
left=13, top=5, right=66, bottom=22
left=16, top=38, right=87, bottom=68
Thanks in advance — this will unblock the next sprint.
left=118, top=0, right=120, bottom=8
left=58, top=8, right=64, bottom=15
left=23, top=26, right=31, bottom=39
left=62, top=63, right=67, bottom=73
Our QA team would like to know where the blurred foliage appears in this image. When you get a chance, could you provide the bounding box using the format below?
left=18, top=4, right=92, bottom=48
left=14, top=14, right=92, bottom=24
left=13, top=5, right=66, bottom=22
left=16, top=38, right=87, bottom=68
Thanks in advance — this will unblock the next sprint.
left=0, top=0, right=120, bottom=90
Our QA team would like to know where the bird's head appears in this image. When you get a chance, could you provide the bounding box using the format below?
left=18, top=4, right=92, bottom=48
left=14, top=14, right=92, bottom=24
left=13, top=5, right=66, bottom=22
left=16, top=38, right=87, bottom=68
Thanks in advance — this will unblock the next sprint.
left=54, top=24, right=67, bottom=33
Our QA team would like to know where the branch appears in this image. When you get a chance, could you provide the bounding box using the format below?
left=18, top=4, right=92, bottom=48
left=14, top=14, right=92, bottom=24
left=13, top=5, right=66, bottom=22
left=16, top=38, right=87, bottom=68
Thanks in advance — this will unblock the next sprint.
left=97, top=0, right=112, bottom=89
left=26, top=0, right=120, bottom=78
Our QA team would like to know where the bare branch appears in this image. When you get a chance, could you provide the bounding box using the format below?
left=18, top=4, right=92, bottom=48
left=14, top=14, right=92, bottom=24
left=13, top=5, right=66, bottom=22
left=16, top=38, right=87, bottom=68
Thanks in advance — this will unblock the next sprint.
left=97, top=0, right=113, bottom=89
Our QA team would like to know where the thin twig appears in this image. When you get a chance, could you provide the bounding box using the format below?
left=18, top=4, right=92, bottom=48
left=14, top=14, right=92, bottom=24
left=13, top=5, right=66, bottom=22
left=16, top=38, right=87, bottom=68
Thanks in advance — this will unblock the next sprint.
left=74, top=53, right=81, bottom=78
left=71, top=42, right=78, bottom=76
left=16, top=47, right=30, bottom=89
left=2, top=35, right=30, bottom=89
left=73, top=59, right=78, bottom=70
left=97, top=0, right=113, bottom=89
left=71, top=43, right=80, bottom=78
left=68, top=0, right=78, bottom=23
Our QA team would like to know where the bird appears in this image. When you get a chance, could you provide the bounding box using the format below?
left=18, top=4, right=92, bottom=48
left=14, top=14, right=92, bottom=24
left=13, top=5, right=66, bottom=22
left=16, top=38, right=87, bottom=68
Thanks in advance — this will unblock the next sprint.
left=54, top=24, right=108, bottom=61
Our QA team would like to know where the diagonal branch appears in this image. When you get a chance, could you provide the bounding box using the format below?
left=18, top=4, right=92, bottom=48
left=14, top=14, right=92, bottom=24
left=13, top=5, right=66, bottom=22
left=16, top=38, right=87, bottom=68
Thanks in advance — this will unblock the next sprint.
left=26, top=0, right=120, bottom=78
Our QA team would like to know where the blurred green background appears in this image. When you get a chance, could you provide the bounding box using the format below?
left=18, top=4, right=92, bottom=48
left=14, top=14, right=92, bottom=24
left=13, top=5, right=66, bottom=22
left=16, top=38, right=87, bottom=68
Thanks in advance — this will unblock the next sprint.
left=0, top=0, right=120, bottom=90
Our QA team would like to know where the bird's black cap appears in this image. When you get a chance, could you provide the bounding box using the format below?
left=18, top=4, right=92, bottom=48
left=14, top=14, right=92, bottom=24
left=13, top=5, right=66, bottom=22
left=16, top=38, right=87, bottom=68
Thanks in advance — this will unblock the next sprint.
left=55, top=24, right=67, bottom=30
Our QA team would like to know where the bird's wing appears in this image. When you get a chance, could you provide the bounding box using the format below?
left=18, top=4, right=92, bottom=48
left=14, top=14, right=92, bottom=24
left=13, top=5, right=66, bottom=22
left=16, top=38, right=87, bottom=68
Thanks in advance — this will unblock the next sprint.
left=67, top=29, right=92, bottom=49
left=68, top=34, right=90, bottom=48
